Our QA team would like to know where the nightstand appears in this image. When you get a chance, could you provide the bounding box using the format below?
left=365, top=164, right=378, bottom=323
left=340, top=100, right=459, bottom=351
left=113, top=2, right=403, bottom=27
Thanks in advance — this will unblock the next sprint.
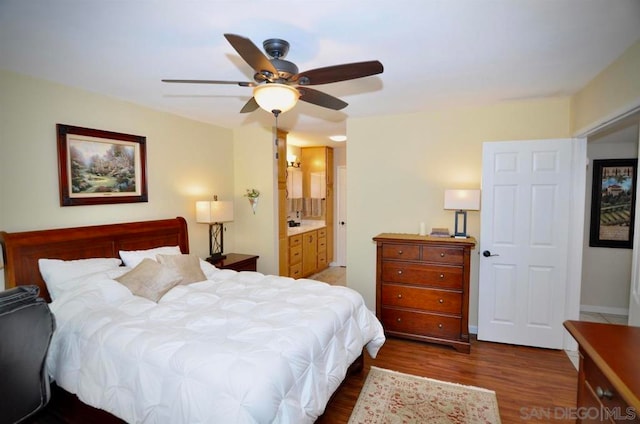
left=207, top=253, right=259, bottom=272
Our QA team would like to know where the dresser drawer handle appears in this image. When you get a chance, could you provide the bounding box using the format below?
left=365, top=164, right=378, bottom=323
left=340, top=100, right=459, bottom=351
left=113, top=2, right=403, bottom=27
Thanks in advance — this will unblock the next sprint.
left=397, top=294, right=403, bottom=299
left=396, top=318, right=402, bottom=323
left=438, top=323, right=443, bottom=329
left=596, top=386, right=614, bottom=400
left=440, top=252, right=445, bottom=257
left=439, top=273, right=445, bottom=279
left=397, top=250, right=403, bottom=255
left=438, top=298, right=444, bottom=303
left=397, top=270, right=403, bottom=275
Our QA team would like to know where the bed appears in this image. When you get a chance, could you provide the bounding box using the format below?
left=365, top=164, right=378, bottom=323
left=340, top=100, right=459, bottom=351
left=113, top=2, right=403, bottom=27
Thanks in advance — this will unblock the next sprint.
left=0, top=217, right=385, bottom=423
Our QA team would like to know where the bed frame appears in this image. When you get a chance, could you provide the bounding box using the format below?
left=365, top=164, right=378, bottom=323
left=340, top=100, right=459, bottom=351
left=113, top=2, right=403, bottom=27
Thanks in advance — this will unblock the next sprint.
left=1, top=217, right=189, bottom=302
left=0, top=216, right=363, bottom=422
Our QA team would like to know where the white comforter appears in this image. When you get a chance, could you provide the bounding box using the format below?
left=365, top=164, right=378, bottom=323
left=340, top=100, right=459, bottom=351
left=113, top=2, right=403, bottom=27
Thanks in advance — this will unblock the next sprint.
left=47, top=268, right=385, bottom=423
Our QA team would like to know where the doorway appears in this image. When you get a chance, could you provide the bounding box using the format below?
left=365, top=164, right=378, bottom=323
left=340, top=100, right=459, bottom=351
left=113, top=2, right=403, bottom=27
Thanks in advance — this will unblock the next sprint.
left=581, top=119, right=640, bottom=325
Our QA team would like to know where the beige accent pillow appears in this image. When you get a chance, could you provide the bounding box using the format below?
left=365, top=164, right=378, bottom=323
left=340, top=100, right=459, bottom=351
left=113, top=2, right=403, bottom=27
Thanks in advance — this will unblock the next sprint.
left=115, top=258, right=182, bottom=302
left=157, top=254, right=207, bottom=285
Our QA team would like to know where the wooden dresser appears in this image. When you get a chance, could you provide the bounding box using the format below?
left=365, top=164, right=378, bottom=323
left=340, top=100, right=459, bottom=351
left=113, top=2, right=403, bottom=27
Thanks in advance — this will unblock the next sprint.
left=373, top=233, right=476, bottom=353
left=564, top=320, right=640, bottom=423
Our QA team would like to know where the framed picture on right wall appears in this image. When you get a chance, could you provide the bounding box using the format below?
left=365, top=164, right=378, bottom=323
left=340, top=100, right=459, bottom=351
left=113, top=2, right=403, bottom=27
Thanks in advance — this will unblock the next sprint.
left=589, top=158, right=638, bottom=249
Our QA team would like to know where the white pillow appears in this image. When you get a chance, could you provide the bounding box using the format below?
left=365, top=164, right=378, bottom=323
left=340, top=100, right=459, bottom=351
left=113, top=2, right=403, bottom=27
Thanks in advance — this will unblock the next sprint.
left=52, top=272, right=134, bottom=305
left=199, top=259, right=221, bottom=280
left=118, top=246, right=181, bottom=268
left=38, top=257, right=123, bottom=300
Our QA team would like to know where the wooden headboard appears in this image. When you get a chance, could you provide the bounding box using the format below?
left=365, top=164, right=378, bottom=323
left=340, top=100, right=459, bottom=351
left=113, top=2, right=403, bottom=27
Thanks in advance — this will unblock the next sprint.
left=0, top=217, right=189, bottom=301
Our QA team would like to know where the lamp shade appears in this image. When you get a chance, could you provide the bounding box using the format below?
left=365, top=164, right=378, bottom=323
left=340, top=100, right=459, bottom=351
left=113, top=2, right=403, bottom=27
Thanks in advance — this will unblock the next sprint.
left=196, top=200, right=234, bottom=223
left=444, top=189, right=481, bottom=211
left=253, top=83, right=300, bottom=113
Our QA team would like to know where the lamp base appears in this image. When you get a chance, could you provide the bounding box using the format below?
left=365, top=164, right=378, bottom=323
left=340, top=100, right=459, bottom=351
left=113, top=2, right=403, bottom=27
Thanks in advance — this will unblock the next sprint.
left=453, top=210, right=469, bottom=238
left=207, top=223, right=226, bottom=264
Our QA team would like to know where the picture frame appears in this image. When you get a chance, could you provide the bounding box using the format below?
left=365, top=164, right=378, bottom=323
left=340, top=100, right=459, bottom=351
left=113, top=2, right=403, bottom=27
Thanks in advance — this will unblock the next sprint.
left=589, top=158, right=638, bottom=249
left=57, top=124, right=148, bottom=206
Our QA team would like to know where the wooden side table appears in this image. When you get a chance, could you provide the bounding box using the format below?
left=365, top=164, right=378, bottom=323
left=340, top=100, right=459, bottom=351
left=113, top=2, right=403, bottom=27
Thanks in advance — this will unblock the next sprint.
left=207, top=253, right=259, bottom=272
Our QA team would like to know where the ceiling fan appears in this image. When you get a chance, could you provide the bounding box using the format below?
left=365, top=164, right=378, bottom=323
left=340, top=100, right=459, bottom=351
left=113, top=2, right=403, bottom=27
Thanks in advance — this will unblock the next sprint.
left=162, top=33, right=384, bottom=115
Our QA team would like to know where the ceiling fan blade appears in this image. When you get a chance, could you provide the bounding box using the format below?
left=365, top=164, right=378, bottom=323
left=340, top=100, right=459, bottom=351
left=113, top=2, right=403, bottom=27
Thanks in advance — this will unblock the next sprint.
left=162, top=79, right=256, bottom=87
left=224, top=34, right=279, bottom=77
left=240, top=97, right=259, bottom=113
left=292, top=60, right=383, bottom=85
left=298, top=87, right=348, bottom=110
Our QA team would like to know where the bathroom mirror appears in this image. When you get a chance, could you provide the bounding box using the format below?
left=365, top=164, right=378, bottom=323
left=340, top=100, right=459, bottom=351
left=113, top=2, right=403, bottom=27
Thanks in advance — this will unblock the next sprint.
left=286, top=147, right=328, bottom=220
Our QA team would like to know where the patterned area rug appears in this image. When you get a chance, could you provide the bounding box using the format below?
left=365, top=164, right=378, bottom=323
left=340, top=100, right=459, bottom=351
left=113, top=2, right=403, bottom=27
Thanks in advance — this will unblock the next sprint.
left=348, top=367, right=501, bottom=424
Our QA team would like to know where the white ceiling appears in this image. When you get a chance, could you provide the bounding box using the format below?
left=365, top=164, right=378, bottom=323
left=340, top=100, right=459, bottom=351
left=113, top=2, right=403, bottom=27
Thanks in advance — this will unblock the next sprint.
left=1, top=0, right=639, bottom=147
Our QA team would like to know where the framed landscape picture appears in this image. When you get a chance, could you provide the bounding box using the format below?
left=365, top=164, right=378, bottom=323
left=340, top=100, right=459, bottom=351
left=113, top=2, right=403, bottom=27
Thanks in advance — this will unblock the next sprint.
left=57, top=124, right=148, bottom=206
left=589, top=158, right=637, bottom=248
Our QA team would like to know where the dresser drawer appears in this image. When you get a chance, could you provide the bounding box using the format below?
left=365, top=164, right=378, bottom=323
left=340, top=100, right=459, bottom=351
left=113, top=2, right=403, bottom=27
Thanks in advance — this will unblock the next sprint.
left=317, top=251, right=327, bottom=269
left=289, top=234, right=302, bottom=248
left=582, top=354, right=630, bottom=415
left=381, top=307, right=461, bottom=339
left=381, top=261, right=462, bottom=289
left=317, top=227, right=327, bottom=238
left=381, top=284, right=461, bottom=314
left=422, top=246, right=464, bottom=265
left=382, top=243, right=420, bottom=260
left=289, top=262, right=302, bottom=279
left=317, top=236, right=327, bottom=252
left=290, top=245, right=302, bottom=264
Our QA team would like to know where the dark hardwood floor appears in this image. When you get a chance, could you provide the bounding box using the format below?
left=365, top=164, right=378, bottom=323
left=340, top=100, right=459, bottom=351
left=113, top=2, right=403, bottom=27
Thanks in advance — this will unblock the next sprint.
left=25, top=336, right=578, bottom=423
left=317, top=336, right=578, bottom=423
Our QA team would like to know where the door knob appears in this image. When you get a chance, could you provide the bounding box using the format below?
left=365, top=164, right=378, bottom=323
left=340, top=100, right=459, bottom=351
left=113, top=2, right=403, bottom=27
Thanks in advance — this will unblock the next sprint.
left=340, top=221, right=346, bottom=226
left=482, top=250, right=499, bottom=257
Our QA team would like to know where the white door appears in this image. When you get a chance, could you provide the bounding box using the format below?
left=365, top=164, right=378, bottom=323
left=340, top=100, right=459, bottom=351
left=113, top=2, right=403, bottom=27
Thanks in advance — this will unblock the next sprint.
left=335, top=166, right=347, bottom=266
left=478, top=139, right=581, bottom=349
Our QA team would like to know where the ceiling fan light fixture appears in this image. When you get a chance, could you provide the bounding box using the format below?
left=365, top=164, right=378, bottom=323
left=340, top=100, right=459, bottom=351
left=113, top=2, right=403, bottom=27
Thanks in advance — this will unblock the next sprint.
left=253, top=83, right=300, bottom=114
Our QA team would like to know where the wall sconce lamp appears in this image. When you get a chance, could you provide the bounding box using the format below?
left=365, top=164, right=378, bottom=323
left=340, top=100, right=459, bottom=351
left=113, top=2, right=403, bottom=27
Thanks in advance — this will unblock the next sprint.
left=253, top=83, right=300, bottom=115
left=196, top=195, right=234, bottom=262
left=444, top=189, right=481, bottom=238
left=287, top=154, right=301, bottom=168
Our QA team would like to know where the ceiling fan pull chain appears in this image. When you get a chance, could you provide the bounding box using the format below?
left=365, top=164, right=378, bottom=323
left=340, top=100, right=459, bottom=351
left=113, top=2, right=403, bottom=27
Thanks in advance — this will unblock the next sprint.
left=273, top=109, right=280, bottom=159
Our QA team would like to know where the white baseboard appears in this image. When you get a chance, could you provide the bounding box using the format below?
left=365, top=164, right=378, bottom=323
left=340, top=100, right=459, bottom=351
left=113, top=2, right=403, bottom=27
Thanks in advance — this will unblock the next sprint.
left=580, top=304, right=629, bottom=316
left=564, top=349, right=579, bottom=371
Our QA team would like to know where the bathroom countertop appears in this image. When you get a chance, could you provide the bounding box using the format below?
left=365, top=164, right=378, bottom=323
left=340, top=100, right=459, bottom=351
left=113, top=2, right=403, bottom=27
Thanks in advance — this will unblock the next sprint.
left=287, top=221, right=326, bottom=236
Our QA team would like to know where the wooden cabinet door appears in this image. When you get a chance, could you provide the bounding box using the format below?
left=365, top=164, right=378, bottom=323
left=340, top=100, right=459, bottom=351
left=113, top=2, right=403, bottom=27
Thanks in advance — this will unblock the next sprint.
left=302, top=230, right=318, bottom=276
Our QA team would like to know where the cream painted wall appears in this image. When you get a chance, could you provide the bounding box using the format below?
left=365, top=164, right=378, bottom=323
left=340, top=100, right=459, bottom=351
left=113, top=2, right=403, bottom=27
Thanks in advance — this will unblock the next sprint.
left=571, top=40, right=640, bottom=135
left=0, top=70, right=234, bottom=290
left=347, top=98, right=572, bottom=328
left=582, top=126, right=639, bottom=314
left=333, top=146, right=346, bottom=167
left=233, top=124, right=279, bottom=275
